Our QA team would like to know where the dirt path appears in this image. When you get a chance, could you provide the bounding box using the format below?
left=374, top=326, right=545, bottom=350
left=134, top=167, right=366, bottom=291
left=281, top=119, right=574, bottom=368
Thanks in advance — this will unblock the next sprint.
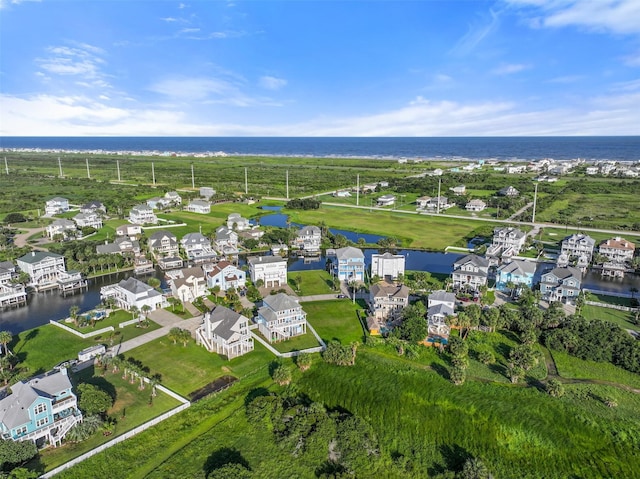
left=12, top=226, right=47, bottom=249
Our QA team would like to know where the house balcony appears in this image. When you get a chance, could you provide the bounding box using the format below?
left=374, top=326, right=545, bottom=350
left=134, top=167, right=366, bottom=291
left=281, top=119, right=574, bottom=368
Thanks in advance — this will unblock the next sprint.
left=52, top=397, right=77, bottom=413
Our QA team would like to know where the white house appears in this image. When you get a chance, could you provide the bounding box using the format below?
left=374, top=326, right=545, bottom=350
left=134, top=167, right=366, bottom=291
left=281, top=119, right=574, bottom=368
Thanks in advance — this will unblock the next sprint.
left=540, top=266, right=582, bottom=303
left=452, top=254, right=490, bottom=291
left=100, top=277, right=167, bottom=312
left=46, top=219, right=77, bottom=240
left=427, top=290, right=456, bottom=337
left=417, top=196, right=450, bottom=210
left=248, top=255, right=287, bottom=287
left=598, top=237, right=635, bottom=264
left=148, top=230, right=179, bottom=258
left=465, top=199, right=486, bottom=212
left=116, top=224, right=142, bottom=238
left=450, top=185, right=466, bottom=195
left=376, top=194, right=396, bottom=207
left=215, top=226, right=239, bottom=256
left=335, top=246, right=365, bottom=282
left=256, top=293, right=307, bottom=343
left=129, top=205, right=158, bottom=225
left=227, top=213, right=251, bottom=231
left=368, top=282, right=410, bottom=321
left=204, top=261, right=246, bottom=291
left=371, top=252, right=405, bottom=280
left=73, top=212, right=103, bottom=230
left=498, top=186, right=519, bottom=197
left=181, top=232, right=217, bottom=263
left=45, top=197, right=69, bottom=216
left=185, top=199, right=211, bottom=214
left=169, top=266, right=208, bottom=303
left=196, top=305, right=254, bottom=359
left=146, top=197, right=170, bottom=210
left=294, top=226, right=322, bottom=253
left=0, top=261, right=27, bottom=308
left=80, top=201, right=106, bottom=215
left=486, top=226, right=527, bottom=261
left=96, top=236, right=140, bottom=256
left=561, top=233, right=596, bottom=266
left=333, top=190, right=351, bottom=198
left=200, top=187, right=216, bottom=200
left=164, top=191, right=182, bottom=205
left=17, top=251, right=67, bottom=288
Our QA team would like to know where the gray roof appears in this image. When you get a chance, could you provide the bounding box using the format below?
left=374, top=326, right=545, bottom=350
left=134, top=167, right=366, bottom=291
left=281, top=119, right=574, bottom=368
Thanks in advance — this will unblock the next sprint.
left=0, top=261, right=15, bottom=273
left=370, top=282, right=410, bottom=299
left=97, top=243, right=121, bottom=254
left=117, top=276, right=155, bottom=295
left=149, top=230, right=177, bottom=241
left=131, top=204, right=153, bottom=211
left=262, top=292, right=301, bottom=312
left=428, top=303, right=454, bottom=318
left=562, top=233, right=596, bottom=247
left=372, top=252, right=403, bottom=260
left=48, top=196, right=68, bottom=202
left=545, top=266, right=582, bottom=281
left=336, top=246, right=365, bottom=260
left=428, top=290, right=456, bottom=304
left=51, top=219, right=76, bottom=227
left=248, top=255, right=285, bottom=266
left=257, top=306, right=278, bottom=323
left=494, top=226, right=526, bottom=239
left=298, top=225, right=321, bottom=236
left=498, top=260, right=537, bottom=276
left=181, top=232, right=209, bottom=245
left=454, top=254, right=490, bottom=269
left=0, top=370, right=72, bottom=430
left=188, top=199, right=210, bottom=207
left=18, top=251, right=64, bottom=264
left=208, top=305, right=248, bottom=341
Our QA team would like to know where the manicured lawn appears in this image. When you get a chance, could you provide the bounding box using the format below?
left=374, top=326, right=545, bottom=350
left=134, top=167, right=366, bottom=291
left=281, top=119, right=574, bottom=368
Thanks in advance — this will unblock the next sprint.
left=581, top=304, right=639, bottom=332
left=38, top=365, right=182, bottom=471
left=551, top=350, right=640, bottom=389
left=255, top=330, right=322, bottom=353
left=124, top=337, right=273, bottom=397
left=586, top=292, right=635, bottom=308
left=288, top=270, right=336, bottom=296
left=61, top=309, right=162, bottom=342
left=303, top=299, right=366, bottom=344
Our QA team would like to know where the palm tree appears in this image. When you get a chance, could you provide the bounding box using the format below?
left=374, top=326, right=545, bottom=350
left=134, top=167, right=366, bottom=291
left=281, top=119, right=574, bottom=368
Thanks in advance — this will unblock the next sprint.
left=129, top=305, right=140, bottom=322
left=168, top=327, right=181, bottom=345
left=69, top=305, right=81, bottom=327
left=0, top=331, right=13, bottom=356
left=141, top=304, right=152, bottom=323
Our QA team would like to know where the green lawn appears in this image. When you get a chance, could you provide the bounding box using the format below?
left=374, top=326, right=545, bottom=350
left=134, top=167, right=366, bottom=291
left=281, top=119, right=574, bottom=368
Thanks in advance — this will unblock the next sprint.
left=123, top=337, right=274, bottom=397
left=303, top=299, right=366, bottom=344
left=586, top=292, right=635, bottom=307
left=255, top=330, right=322, bottom=353
left=288, top=270, right=336, bottom=296
left=61, top=309, right=162, bottom=342
left=581, top=304, right=639, bottom=332
left=38, top=365, right=182, bottom=471
left=551, top=350, right=640, bottom=390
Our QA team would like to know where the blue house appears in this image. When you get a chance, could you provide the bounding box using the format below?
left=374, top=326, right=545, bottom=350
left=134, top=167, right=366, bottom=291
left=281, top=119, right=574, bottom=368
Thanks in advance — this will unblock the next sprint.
left=496, top=260, right=537, bottom=292
left=335, top=246, right=365, bottom=282
left=0, top=368, right=82, bottom=447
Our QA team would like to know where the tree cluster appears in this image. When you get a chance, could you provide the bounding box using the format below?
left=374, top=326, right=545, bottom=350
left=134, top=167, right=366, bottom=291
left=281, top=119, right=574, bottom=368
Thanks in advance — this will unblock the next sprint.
left=286, top=198, right=321, bottom=210
left=322, top=341, right=358, bottom=366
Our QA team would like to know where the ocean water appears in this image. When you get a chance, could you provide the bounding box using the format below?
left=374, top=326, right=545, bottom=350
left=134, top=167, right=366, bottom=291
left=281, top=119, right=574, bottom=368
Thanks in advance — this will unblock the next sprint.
left=1, top=136, right=639, bottom=161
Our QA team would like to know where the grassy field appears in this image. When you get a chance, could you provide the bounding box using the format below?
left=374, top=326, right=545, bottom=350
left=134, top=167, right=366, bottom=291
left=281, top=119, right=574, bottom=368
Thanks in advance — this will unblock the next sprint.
left=123, top=336, right=274, bottom=397
left=303, top=299, right=366, bottom=344
left=38, top=365, right=182, bottom=471
left=551, top=350, right=640, bottom=389
left=256, top=330, right=322, bottom=353
left=581, top=304, right=639, bottom=332
left=288, top=270, right=336, bottom=296
left=60, top=309, right=163, bottom=342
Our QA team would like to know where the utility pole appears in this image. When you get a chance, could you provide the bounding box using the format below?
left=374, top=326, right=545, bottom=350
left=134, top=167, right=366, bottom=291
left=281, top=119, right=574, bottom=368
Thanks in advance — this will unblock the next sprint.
left=58, top=157, right=63, bottom=178
left=4, top=157, right=8, bottom=175
left=86, top=158, right=91, bottom=179
left=286, top=170, right=289, bottom=199
left=152, top=162, right=156, bottom=185
left=532, top=182, right=539, bottom=224
left=117, top=160, right=121, bottom=182
left=356, top=174, right=360, bottom=206
left=191, top=163, right=195, bottom=189
left=244, top=167, right=248, bottom=195
left=436, top=178, right=442, bottom=214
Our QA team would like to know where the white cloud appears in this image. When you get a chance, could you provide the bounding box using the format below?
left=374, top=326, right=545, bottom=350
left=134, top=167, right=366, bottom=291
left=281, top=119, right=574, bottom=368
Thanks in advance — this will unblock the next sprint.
left=35, top=43, right=111, bottom=89
left=2, top=90, right=638, bottom=136
left=0, top=0, right=40, bottom=9
left=259, top=76, right=287, bottom=90
left=622, top=51, right=640, bottom=66
left=505, top=0, right=640, bottom=35
left=451, top=9, right=501, bottom=55
left=547, top=75, right=584, bottom=83
left=491, top=63, right=531, bottom=75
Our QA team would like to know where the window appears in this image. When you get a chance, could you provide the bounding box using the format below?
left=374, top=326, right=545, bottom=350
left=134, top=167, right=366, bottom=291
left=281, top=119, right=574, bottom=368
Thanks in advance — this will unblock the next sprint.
left=34, top=403, right=47, bottom=415
left=36, top=417, right=49, bottom=427
left=15, top=426, right=27, bottom=436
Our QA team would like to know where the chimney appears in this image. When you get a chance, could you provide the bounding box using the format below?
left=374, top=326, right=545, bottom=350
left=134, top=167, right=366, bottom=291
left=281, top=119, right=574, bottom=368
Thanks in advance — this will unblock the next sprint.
left=32, top=251, right=36, bottom=257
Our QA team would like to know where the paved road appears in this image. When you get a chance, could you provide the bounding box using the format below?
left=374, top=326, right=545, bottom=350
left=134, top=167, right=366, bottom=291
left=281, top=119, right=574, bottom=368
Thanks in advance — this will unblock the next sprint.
left=12, top=226, right=47, bottom=249
left=298, top=293, right=345, bottom=302
left=507, top=202, right=533, bottom=221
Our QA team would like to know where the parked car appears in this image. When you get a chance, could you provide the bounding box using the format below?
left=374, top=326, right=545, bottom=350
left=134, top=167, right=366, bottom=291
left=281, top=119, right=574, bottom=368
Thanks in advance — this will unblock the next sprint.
left=337, top=294, right=347, bottom=299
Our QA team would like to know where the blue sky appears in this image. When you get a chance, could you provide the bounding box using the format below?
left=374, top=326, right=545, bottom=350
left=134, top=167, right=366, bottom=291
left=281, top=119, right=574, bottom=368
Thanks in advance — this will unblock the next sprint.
left=1, top=0, right=639, bottom=136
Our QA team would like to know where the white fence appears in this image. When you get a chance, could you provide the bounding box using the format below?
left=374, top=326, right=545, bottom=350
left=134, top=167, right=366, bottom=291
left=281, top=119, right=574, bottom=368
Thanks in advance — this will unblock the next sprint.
left=584, top=300, right=638, bottom=313
left=41, top=381, right=190, bottom=478
left=49, top=320, right=114, bottom=339
left=118, top=317, right=141, bottom=328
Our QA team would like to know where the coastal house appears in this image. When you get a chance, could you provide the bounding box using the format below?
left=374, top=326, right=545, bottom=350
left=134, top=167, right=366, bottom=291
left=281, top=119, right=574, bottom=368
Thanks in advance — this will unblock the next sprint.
left=100, top=276, right=167, bottom=312
left=0, top=368, right=82, bottom=448
left=45, top=197, right=69, bottom=216
left=294, top=226, right=322, bottom=254
left=17, top=251, right=67, bottom=289
left=540, top=266, right=582, bottom=303
left=116, top=224, right=142, bottom=239
left=465, top=199, right=487, bottom=212
left=333, top=190, right=351, bottom=198
left=72, top=212, right=103, bottom=230
left=146, top=197, right=170, bottom=210
left=96, top=236, right=140, bottom=256
left=238, top=227, right=265, bottom=243
left=164, top=191, right=182, bottom=206
left=199, top=187, right=216, bottom=200
left=561, top=233, right=595, bottom=268
left=46, top=219, right=77, bottom=240
left=0, top=261, right=27, bottom=308
left=148, top=230, right=179, bottom=259
left=498, top=186, right=519, bottom=197
left=427, top=290, right=456, bottom=338
left=495, top=260, right=537, bottom=292
left=256, top=293, right=307, bottom=343
left=452, top=254, right=490, bottom=292
left=376, top=194, right=396, bottom=207
left=204, top=261, right=246, bottom=291
left=368, top=282, right=410, bottom=321
left=168, top=266, right=208, bottom=303
left=181, top=232, right=217, bottom=264
left=185, top=199, right=211, bottom=214
left=80, top=201, right=106, bottom=215
left=598, top=237, right=635, bottom=264
left=417, top=196, right=450, bottom=211
left=129, top=204, right=158, bottom=225
left=227, top=213, right=251, bottom=231
left=486, top=226, right=527, bottom=262
left=248, top=255, right=287, bottom=287
left=215, top=226, right=239, bottom=256
left=196, top=305, right=254, bottom=359
left=370, top=252, right=405, bottom=280
left=335, top=246, right=365, bottom=282
left=450, top=185, right=466, bottom=195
